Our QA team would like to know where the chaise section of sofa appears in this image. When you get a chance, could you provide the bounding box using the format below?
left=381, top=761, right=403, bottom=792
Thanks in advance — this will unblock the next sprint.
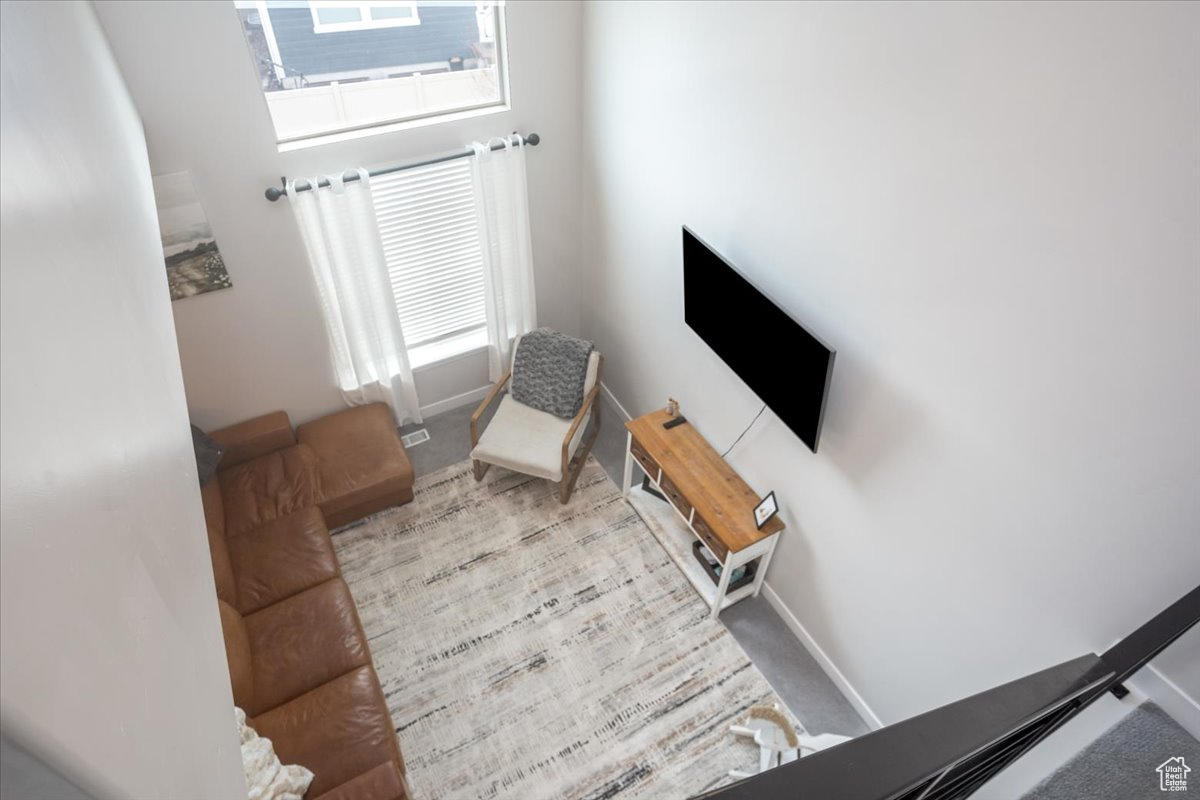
left=202, top=404, right=414, bottom=800
left=211, top=403, right=416, bottom=536
left=297, top=404, right=416, bottom=528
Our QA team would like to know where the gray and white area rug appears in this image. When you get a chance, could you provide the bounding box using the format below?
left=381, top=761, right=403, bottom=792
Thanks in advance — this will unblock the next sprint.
left=333, top=458, right=795, bottom=800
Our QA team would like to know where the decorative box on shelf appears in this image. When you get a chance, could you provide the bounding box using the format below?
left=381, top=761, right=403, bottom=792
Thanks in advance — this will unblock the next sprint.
left=622, top=408, right=783, bottom=618
left=692, top=541, right=756, bottom=593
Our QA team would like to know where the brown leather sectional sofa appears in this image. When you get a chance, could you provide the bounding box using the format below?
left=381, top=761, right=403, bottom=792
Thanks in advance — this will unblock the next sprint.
left=202, top=403, right=415, bottom=800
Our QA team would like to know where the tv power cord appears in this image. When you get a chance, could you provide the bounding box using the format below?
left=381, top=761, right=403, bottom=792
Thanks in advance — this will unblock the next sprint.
left=721, top=403, right=767, bottom=458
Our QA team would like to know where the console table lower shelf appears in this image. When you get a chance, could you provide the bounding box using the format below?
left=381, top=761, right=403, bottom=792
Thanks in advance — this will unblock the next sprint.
left=626, top=483, right=777, bottom=616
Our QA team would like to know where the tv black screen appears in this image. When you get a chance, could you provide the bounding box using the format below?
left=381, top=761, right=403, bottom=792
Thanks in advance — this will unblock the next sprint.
left=683, top=226, right=835, bottom=453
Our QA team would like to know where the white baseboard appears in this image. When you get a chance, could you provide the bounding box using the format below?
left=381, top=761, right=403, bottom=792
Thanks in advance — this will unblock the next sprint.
left=1129, top=663, right=1200, bottom=741
left=599, top=381, right=633, bottom=422
left=419, top=385, right=490, bottom=418
left=761, top=582, right=884, bottom=730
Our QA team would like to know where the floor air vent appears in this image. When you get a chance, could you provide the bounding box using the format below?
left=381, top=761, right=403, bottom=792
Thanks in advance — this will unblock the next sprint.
left=401, top=429, right=430, bottom=448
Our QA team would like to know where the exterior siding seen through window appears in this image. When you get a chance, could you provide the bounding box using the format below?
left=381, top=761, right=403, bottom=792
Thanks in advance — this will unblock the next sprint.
left=268, top=4, right=478, bottom=78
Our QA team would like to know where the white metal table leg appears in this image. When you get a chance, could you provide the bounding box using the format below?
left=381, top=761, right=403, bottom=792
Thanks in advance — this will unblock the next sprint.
left=751, top=534, right=778, bottom=598
left=622, top=431, right=634, bottom=497
left=711, top=550, right=734, bottom=619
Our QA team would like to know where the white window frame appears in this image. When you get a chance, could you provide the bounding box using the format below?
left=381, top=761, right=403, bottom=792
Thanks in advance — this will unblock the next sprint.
left=310, top=1, right=420, bottom=34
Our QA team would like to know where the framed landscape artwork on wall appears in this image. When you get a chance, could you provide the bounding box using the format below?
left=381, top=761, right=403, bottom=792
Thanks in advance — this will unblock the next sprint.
left=152, top=171, right=232, bottom=300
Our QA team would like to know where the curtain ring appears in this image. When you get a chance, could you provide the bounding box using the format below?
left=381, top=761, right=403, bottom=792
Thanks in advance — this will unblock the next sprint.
left=294, top=177, right=319, bottom=196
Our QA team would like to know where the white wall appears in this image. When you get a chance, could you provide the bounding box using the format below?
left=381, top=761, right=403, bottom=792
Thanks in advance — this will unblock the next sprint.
left=581, top=0, right=1200, bottom=728
left=0, top=2, right=246, bottom=798
left=93, top=0, right=583, bottom=429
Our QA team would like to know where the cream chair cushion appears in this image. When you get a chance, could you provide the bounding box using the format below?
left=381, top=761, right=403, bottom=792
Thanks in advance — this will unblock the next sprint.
left=470, top=346, right=600, bottom=482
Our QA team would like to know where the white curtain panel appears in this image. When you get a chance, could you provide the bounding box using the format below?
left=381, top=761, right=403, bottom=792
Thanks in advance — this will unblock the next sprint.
left=287, top=169, right=422, bottom=426
left=470, top=137, right=538, bottom=381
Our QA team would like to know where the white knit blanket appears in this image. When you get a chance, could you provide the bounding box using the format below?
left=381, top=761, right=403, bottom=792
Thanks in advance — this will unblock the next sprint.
left=511, top=327, right=594, bottom=418
left=235, top=707, right=314, bottom=800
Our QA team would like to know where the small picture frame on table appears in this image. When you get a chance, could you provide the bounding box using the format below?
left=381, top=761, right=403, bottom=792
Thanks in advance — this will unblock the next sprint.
left=754, top=491, right=779, bottom=529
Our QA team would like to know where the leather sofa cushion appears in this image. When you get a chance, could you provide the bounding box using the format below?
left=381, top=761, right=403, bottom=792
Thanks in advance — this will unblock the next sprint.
left=208, top=528, right=237, bottom=607
left=202, top=480, right=225, bottom=539
left=201, top=479, right=238, bottom=604
left=209, top=410, right=296, bottom=472
left=227, top=507, right=339, bottom=615
left=311, top=762, right=407, bottom=800
left=296, top=404, right=413, bottom=528
left=243, top=579, right=370, bottom=714
left=251, top=666, right=402, bottom=798
left=206, top=482, right=237, bottom=606
left=219, top=444, right=320, bottom=537
left=218, top=599, right=254, bottom=711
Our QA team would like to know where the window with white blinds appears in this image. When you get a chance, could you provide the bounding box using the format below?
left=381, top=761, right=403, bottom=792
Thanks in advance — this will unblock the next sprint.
left=370, top=159, right=487, bottom=359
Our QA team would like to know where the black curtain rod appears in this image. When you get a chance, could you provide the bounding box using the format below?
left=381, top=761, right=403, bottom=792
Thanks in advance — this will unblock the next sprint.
left=264, top=131, right=540, bottom=202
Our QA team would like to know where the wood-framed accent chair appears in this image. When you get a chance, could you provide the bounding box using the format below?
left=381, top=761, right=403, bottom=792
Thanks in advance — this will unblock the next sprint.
left=469, top=337, right=603, bottom=503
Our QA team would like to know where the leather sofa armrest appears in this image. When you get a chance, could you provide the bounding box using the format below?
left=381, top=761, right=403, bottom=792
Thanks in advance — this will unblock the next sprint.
left=209, top=411, right=296, bottom=471
left=311, top=761, right=408, bottom=800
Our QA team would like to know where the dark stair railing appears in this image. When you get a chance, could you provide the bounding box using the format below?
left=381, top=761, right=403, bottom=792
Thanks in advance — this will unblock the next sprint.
left=700, top=584, right=1200, bottom=800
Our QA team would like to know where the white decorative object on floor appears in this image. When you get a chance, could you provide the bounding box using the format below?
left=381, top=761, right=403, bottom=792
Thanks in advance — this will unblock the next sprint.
left=287, top=169, right=422, bottom=426
left=470, top=135, right=537, bottom=381
left=728, top=704, right=852, bottom=779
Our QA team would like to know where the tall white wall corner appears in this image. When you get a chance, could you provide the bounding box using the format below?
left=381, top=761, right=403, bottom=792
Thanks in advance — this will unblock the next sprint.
left=761, top=583, right=884, bottom=731
left=600, top=380, right=634, bottom=422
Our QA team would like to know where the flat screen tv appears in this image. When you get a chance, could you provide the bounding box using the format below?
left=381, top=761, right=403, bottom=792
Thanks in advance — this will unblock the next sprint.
left=683, top=226, right=835, bottom=453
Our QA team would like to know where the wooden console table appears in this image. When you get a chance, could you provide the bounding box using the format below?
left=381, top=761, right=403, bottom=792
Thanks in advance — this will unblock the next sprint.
left=622, top=409, right=783, bottom=618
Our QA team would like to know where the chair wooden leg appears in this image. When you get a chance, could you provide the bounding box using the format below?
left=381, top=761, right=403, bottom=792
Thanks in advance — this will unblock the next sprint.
left=558, top=404, right=601, bottom=504
left=560, top=454, right=586, bottom=503
left=473, top=459, right=491, bottom=482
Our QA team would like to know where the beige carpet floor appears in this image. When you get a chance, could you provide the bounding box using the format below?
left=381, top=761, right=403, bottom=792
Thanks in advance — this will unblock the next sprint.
left=333, top=458, right=797, bottom=800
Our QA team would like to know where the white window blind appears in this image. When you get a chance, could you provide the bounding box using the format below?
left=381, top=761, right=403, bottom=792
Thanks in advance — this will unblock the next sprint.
left=370, top=159, right=487, bottom=352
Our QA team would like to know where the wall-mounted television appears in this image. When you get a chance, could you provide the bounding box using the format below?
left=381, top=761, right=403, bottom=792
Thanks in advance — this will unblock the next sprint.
left=682, top=226, right=835, bottom=453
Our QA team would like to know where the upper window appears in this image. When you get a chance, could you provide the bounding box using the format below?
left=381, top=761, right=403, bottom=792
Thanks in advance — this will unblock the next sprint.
left=310, top=2, right=419, bottom=33
left=235, top=1, right=508, bottom=146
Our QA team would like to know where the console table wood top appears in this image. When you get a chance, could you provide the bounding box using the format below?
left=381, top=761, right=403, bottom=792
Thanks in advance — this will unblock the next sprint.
left=625, top=409, right=783, bottom=552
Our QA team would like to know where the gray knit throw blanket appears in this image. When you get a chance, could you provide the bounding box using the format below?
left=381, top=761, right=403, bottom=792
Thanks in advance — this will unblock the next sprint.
left=511, top=328, right=594, bottom=419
